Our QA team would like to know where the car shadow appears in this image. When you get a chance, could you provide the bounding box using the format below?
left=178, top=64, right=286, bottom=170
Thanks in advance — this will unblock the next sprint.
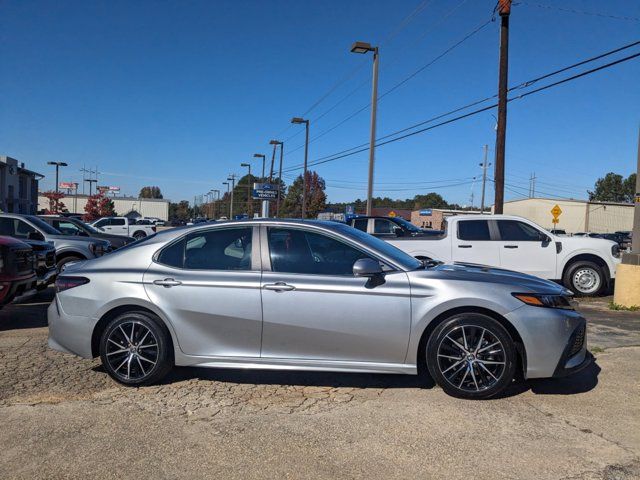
left=0, top=289, right=54, bottom=332
left=495, top=359, right=601, bottom=399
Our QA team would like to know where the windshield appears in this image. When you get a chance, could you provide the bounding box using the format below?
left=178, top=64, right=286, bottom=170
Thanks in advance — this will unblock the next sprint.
left=393, top=217, right=422, bottom=232
left=26, top=215, right=64, bottom=235
left=73, top=219, right=99, bottom=233
left=333, top=223, right=422, bottom=271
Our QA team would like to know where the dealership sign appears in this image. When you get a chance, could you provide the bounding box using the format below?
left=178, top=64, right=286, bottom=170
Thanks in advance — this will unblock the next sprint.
left=252, top=183, right=278, bottom=200
left=59, top=182, right=78, bottom=190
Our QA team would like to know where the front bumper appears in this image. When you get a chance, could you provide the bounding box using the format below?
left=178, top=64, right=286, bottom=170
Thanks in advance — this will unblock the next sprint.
left=0, top=274, right=37, bottom=307
left=552, top=318, right=592, bottom=377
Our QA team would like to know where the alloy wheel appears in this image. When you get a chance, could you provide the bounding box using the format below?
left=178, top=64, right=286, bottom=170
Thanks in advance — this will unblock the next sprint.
left=436, top=325, right=506, bottom=393
left=104, top=320, right=159, bottom=381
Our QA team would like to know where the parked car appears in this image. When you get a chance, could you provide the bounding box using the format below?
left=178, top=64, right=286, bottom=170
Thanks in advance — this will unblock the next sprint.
left=549, top=229, right=567, bottom=235
left=49, top=219, right=590, bottom=400
left=141, top=217, right=165, bottom=227
left=186, top=217, right=208, bottom=226
left=348, top=216, right=444, bottom=238
left=380, top=215, right=621, bottom=297
left=22, top=238, right=57, bottom=290
left=170, top=219, right=187, bottom=227
left=0, top=236, right=36, bottom=308
left=0, top=214, right=111, bottom=270
left=39, top=215, right=135, bottom=250
left=91, top=217, right=156, bottom=240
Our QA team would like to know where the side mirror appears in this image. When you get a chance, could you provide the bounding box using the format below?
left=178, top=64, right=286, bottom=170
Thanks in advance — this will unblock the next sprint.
left=540, top=232, right=551, bottom=244
left=353, top=258, right=383, bottom=277
left=394, top=227, right=405, bottom=237
left=27, top=231, right=45, bottom=241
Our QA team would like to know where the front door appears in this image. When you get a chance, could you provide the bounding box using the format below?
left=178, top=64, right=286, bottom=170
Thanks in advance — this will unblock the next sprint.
left=143, top=226, right=262, bottom=357
left=495, top=219, right=557, bottom=279
left=259, top=226, right=411, bottom=365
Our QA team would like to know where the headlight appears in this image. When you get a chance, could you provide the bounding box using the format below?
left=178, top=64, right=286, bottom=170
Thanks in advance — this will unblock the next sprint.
left=512, top=293, right=574, bottom=310
left=611, top=244, right=621, bottom=258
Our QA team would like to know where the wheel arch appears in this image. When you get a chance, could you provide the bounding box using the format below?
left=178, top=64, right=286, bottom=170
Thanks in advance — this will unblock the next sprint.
left=561, top=253, right=611, bottom=287
left=91, top=304, right=175, bottom=358
left=416, top=306, right=527, bottom=378
left=132, top=230, right=147, bottom=238
left=56, top=251, right=87, bottom=262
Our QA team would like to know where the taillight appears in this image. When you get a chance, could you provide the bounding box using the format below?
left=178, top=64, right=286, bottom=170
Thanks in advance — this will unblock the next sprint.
left=152, top=226, right=157, bottom=232
left=55, top=276, right=90, bottom=293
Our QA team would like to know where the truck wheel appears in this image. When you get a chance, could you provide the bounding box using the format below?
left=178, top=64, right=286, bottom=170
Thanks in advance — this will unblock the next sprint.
left=57, top=255, right=83, bottom=271
left=133, top=231, right=146, bottom=240
left=563, top=261, right=604, bottom=297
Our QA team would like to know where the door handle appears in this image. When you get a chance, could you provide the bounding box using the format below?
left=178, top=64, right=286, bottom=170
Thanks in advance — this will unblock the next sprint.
left=153, top=278, right=182, bottom=287
left=458, top=245, right=472, bottom=248
left=504, top=245, right=519, bottom=249
left=263, top=282, right=295, bottom=292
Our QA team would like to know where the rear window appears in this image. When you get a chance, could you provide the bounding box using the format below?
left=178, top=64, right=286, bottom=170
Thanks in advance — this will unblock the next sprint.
left=458, top=220, right=491, bottom=241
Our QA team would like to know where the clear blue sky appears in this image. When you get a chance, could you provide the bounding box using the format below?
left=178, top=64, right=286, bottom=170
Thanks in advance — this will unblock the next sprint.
left=1, top=0, right=639, bottom=207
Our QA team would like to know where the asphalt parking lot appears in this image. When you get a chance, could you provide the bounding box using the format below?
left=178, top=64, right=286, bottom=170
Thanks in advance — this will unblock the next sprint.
left=1, top=289, right=639, bottom=479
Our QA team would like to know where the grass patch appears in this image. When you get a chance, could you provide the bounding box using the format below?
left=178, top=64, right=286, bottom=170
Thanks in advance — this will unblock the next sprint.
left=608, top=301, right=640, bottom=311
left=590, top=346, right=605, bottom=354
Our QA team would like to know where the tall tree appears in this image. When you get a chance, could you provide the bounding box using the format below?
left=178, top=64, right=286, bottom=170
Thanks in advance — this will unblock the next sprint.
left=413, top=193, right=449, bottom=210
left=589, top=172, right=636, bottom=203
left=281, top=171, right=326, bottom=219
left=139, top=186, right=163, bottom=199
left=169, top=200, right=191, bottom=221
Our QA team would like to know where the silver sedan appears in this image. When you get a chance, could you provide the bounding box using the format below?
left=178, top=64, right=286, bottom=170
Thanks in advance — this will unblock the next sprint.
left=48, top=219, right=591, bottom=399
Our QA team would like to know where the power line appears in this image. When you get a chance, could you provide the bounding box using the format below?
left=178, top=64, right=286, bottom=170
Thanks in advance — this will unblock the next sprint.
left=518, top=2, right=640, bottom=23
left=282, top=43, right=640, bottom=173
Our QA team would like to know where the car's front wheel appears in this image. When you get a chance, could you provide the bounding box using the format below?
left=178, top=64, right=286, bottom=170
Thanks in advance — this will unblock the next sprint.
left=563, top=260, right=604, bottom=297
left=426, top=313, right=517, bottom=399
left=99, top=311, right=173, bottom=386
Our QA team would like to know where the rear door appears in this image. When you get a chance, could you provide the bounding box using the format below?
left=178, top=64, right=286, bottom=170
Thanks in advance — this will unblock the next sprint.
left=259, top=226, right=411, bottom=364
left=372, top=218, right=399, bottom=238
left=495, top=219, right=557, bottom=279
left=143, top=226, right=262, bottom=357
left=451, top=219, right=500, bottom=267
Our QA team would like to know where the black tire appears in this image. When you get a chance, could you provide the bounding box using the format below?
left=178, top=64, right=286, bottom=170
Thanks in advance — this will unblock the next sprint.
left=56, top=255, right=83, bottom=271
left=99, top=311, right=173, bottom=386
left=133, top=231, right=146, bottom=240
left=426, top=313, right=517, bottom=400
left=563, top=260, right=605, bottom=297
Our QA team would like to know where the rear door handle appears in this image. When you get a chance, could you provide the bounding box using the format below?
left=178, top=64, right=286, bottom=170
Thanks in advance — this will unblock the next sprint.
left=153, top=278, right=182, bottom=287
left=263, top=282, right=295, bottom=292
left=458, top=245, right=472, bottom=248
left=504, top=245, right=519, bottom=249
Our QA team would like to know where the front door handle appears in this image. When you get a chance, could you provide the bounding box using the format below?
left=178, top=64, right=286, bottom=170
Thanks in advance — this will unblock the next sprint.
left=458, top=245, right=472, bottom=248
left=504, top=245, right=519, bottom=249
left=263, top=282, right=295, bottom=292
left=153, top=278, right=182, bottom=287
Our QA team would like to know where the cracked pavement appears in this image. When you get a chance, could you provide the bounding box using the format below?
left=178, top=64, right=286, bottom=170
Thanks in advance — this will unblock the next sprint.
left=0, top=289, right=638, bottom=479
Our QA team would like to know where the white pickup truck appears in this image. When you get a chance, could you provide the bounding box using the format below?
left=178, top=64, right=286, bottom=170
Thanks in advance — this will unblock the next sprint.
left=91, top=217, right=156, bottom=240
left=383, top=214, right=621, bottom=296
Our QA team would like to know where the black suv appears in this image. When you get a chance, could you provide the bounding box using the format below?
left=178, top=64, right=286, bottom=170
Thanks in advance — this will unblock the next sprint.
left=0, top=236, right=36, bottom=308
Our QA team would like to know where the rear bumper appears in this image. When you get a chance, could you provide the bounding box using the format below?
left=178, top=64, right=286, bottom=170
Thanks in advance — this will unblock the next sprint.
left=47, top=296, right=96, bottom=358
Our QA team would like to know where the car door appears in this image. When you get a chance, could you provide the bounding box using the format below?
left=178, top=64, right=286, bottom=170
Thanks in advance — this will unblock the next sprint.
left=451, top=219, right=500, bottom=267
left=143, top=226, right=262, bottom=357
left=495, top=219, right=557, bottom=279
left=372, top=218, right=399, bottom=238
left=109, top=218, right=128, bottom=235
left=259, top=226, right=411, bottom=364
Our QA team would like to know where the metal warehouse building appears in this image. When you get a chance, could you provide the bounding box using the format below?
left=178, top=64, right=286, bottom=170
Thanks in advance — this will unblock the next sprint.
left=497, top=198, right=633, bottom=234
left=37, top=194, right=170, bottom=221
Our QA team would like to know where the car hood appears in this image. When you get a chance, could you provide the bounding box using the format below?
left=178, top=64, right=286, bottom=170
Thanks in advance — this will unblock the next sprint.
left=410, top=262, right=569, bottom=295
left=557, top=235, right=617, bottom=249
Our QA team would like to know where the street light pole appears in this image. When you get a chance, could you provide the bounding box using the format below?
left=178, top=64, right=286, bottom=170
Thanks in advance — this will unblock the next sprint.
left=480, top=145, right=491, bottom=213
left=350, top=41, right=379, bottom=216
left=222, top=182, right=230, bottom=218
left=270, top=140, right=284, bottom=217
left=253, top=154, right=266, bottom=180
left=85, top=178, right=97, bottom=196
left=240, top=163, right=252, bottom=217
left=47, top=161, right=68, bottom=213
left=291, top=117, right=310, bottom=218
left=212, top=189, right=220, bottom=219
left=227, top=175, right=236, bottom=219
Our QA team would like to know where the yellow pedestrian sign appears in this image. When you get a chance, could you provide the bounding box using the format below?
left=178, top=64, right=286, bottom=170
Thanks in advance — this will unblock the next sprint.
left=551, top=204, right=562, bottom=224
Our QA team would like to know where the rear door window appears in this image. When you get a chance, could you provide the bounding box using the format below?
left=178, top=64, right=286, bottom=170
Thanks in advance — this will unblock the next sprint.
left=457, top=220, right=491, bottom=241
left=352, top=218, right=368, bottom=232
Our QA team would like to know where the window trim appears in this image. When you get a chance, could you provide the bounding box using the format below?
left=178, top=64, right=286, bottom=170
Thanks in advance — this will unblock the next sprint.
left=153, top=225, right=260, bottom=272
left=260, top=224, right=396, bottom=277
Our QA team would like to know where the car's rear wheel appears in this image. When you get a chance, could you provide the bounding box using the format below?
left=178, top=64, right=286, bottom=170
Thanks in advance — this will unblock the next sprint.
left=563, top=261, right=604, bottom=296
left=99, top=311, right=172, bottom=386
left=56, top=255, right=83, bottom=271
left=426, top=313, right=517, bottom=400
left=133, top=231, right=146, bottom=240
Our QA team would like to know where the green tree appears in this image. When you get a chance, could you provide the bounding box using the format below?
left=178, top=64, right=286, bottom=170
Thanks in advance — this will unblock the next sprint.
left=589, top=172, right=636, bottom=203
left=413, top=193, right=449, bottom=210
left=139, top=186, right=163, bottom=199
left=169, top=200, right=191, bottom=221
left=281, top=171, right=326, bottom=219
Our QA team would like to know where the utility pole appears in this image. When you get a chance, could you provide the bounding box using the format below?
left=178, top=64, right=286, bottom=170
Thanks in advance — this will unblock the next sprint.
left=269, top=143, right=277, bottom=182
left=631, top=127, right=640, bottom=255
left=480, top=145, right=490, bottom=213
left=530, top=172, right=536, bottom=198
left=493, top=0, right=511, bottom=214
left=270, top=140, right=284, bottom=217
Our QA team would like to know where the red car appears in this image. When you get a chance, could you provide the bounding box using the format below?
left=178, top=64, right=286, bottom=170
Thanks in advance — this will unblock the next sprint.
left=0, top=236, right=37, bottom=308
